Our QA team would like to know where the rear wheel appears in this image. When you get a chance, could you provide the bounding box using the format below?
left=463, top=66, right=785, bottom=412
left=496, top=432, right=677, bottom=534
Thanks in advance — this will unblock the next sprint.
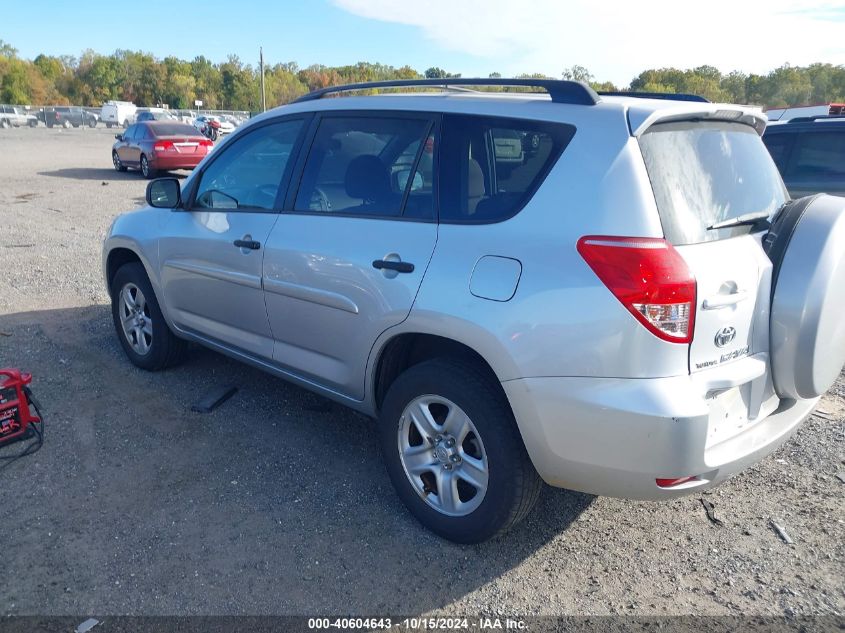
left=0, top=119, right=9, bottom=129
left=88, top=119, right=97, bottom=128
left=28, top=119, right=37, bottom=128
left=110, top=262, right=186, bottom=371
left=378, top=359, right=542, bottom=543
left=140, top=154, right=156, bottom=179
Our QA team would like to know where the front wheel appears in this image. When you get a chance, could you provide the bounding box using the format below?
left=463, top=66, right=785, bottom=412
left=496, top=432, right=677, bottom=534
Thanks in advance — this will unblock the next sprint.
left=28, top=119, right=37, bottom=128
left=0, top=119, right=9, bottom=129
left=378, top=359, right=542, bottom=543
left=112, top=151, right=127, bottom=172
left=110, top=262, right=186, bottom=371
left=88, top=119, right=97, bottom=128
left=140, top=154, right=156, bottom=179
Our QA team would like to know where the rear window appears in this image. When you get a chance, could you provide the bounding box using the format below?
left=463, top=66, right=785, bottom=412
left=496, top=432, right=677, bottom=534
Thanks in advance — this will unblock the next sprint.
left=639, top=121, right=787, bottom=245
left=151, top=123, right=198, bottom=137
left=439, top=115, right=575, bottom=223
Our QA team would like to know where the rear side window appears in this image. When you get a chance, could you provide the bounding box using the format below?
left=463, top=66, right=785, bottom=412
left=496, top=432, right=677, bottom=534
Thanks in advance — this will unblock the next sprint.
left=294, top=116, right=434, bottom=219
left=785, top=132, right=845, bottom=180
left=639, top=121, right=787, bottom=245
left=439, top=115, right=575, bottom=223
left=761, top=132, right=794, bottom=171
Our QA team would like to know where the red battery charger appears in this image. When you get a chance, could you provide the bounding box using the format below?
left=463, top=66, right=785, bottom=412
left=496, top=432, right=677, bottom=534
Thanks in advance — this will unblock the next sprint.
left=0, top=369, right=41, bottom=444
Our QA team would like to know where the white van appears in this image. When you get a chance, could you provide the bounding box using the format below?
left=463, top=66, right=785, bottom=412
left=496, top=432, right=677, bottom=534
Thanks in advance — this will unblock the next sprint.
left=101, top=101, right=137, bottom=128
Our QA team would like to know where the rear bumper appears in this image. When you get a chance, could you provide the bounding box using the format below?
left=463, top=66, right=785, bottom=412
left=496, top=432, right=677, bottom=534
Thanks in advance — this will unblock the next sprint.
left=149, top=154, right=205, bottom=170
left=503, top=361, right=817, bottom=499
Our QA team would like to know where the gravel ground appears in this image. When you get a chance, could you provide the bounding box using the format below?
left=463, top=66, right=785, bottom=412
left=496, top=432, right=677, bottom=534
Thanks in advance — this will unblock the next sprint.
left=0, top=127, right=843, bottom=618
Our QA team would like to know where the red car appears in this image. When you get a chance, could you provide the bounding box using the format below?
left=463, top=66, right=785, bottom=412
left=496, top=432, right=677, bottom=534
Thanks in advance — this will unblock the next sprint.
left=112, top=121, right=213, bottom=178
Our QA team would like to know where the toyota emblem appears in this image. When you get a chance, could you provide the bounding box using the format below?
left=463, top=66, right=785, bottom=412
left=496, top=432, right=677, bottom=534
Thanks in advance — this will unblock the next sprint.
left=714, top=326, right=736, bottom=348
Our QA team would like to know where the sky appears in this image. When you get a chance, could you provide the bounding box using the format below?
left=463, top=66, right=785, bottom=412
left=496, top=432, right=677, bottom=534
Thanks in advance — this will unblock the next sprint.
left=3, top=0, right=845, bottom=85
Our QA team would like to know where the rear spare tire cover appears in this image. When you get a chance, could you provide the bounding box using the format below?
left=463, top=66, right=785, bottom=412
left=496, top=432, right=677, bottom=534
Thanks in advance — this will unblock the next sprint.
left=767, top=194, right=845, bottom=400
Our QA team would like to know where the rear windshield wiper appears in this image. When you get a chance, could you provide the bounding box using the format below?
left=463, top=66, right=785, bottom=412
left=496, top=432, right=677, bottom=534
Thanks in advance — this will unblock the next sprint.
left=707, top=211, right=771, bottom=231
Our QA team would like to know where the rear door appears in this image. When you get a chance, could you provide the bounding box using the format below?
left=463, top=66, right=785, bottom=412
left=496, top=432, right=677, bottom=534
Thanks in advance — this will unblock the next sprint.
left=262, top=112, right=438, bottom=399
left=638, top=120, right=788, bottom=375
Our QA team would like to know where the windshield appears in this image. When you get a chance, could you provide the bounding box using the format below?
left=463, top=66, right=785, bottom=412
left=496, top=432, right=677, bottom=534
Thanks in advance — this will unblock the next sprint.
left=639, top=121, right=787, bottom=245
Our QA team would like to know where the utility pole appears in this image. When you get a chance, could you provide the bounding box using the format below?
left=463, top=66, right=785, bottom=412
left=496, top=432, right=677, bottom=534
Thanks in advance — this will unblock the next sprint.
left=260, top=47, right=266, bottom=113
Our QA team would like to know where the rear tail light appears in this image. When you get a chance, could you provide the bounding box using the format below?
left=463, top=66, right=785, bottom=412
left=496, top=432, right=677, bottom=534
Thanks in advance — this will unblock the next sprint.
left=577, top=236, right=696, bottom=343
left=153, top=140, right=174, bottom=152
left=200, top=139, right=213, bottom=149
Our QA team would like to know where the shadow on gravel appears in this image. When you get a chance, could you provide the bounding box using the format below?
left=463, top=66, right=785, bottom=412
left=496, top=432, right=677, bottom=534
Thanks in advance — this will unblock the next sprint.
left=38, top=168, right=188, bottom=181
left=0, top=305, right=592, bottom=615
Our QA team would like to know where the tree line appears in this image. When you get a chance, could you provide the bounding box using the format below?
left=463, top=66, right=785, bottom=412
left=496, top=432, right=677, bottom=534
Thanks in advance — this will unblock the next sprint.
left=1, top=40, right=844, bottom=111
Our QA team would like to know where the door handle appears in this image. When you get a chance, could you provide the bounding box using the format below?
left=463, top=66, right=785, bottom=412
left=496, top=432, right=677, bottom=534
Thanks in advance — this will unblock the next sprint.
left=233, top=239, right=261, bottom=250
left=372, top=259, right=414, bottom=273
left=702, top=290, right=747, bottom=310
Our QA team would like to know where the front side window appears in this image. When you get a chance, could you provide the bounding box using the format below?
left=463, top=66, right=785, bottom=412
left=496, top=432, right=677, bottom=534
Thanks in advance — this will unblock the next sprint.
left=439, top=114, right=575, bottom=223
left=785, top=131, right=845, bottom=182
left=193, top=118, right=304, bottom=211
left=294, top=116, right=434, bottom=218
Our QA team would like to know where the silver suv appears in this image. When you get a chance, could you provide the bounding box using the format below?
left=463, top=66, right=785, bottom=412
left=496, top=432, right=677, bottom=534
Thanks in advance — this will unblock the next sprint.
left=103, top=79, right=845, bottom=543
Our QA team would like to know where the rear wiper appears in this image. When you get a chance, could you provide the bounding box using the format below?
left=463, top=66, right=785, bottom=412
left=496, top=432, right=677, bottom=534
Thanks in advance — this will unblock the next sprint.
left=707, top=211, right=771, bottom=231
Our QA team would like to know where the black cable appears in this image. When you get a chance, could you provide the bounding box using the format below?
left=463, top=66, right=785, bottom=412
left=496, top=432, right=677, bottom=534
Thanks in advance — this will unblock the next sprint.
left=0, top=390, right=44, bottom=472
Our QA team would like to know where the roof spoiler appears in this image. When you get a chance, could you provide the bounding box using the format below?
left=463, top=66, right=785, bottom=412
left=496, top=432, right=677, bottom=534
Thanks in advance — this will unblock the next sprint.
left=629, top=106, right=768, bottom=137
left=293, top=78, right=601, bottom=106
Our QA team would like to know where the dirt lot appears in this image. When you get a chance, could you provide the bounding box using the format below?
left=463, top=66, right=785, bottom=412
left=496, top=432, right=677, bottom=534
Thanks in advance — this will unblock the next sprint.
left=0, top=126, right=843, bottom=618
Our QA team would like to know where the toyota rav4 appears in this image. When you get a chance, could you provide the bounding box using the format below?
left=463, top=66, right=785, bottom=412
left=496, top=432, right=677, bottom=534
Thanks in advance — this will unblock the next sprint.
left=102, top=79, right=845, bottom=543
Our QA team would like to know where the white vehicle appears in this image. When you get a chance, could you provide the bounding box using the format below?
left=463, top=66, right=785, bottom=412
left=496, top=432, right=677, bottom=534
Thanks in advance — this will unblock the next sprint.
left=101, top=101, right=137, bottom=129
left=0, top=105, right=38, bottom=128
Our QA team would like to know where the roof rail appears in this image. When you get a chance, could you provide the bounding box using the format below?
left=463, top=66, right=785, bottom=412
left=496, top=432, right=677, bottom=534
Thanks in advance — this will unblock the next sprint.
left=787, top=114, right=845, bottom=123
left=598, top=91, right=709, bottom=103
left=292, top=78, right=600, bottom=106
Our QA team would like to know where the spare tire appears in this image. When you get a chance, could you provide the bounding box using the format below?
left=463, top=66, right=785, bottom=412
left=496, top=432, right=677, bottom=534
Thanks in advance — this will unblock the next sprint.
left=765, top=194, right=845, bottom=400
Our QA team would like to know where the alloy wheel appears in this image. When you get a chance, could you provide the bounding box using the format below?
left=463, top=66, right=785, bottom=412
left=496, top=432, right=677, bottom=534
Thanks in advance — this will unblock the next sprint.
left=119, top=283, right=153, bottom=355
left=397, top=395, right=489, bottom=517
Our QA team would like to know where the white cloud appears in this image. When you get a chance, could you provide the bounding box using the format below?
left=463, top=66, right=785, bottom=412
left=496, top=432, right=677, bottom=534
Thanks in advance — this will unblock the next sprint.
left=333, top=0, right=845, bottom=84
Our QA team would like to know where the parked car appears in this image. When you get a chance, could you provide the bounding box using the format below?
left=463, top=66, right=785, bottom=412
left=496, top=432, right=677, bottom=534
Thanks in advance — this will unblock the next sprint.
left=763, top=115, right=845, bottom=197
left=0, top=105, right=38, bottom=128
left=135, top=108, right=177, bottom=123
left=101, top=100, right=137, bottom=128
left=44, top=106, right=98, bottom=128
left=103, top=79, right=845, bottom=543
left=194, top=115, right=234, bottom=135
left=112, top=121, right=213, bottom=178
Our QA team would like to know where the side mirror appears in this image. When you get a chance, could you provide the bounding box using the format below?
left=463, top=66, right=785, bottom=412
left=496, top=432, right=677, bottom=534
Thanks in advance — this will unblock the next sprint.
left=115, top=134, right=123, bottom=141
left=395, top=169, right=424, bottom=192
left=146, top=178, right=182, bottom=209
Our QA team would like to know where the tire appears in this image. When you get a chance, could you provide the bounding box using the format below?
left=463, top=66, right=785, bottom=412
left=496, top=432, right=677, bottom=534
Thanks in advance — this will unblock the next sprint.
left=140, top=154, right=156, bottom=179
left=112, top=151, right=127, bottom=172
left=47, top=122, right=54, bottom=128
left=28, top=119, right=37, bottom=128
left=106, top=122, right=113, bottom=129
left=122, top=120, right=129, bottom=129
left=110, top=262, right=186, bottom=371
left=88, top=119, right=97, bottom=128
left=63, top=120, right=72, bottom=129
left=378, top=358, right=542, bottom=543
left=0, top=119, right=9, bottom=129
